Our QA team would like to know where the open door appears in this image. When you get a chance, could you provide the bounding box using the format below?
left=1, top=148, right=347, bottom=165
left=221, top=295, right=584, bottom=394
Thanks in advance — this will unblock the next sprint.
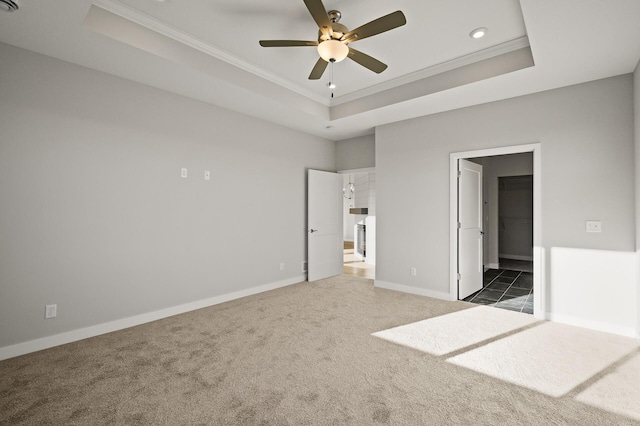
left=308, top=170, right=343, bottom=281
left=458, top=159, right=483, bottom=299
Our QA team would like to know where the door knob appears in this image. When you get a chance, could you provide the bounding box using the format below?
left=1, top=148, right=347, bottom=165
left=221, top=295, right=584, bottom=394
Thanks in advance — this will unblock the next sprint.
left=310, top=229, right=318, bottom=233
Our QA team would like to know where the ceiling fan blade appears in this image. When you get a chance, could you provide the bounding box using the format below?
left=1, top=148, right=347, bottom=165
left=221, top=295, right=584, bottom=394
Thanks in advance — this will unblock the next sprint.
left=259, top=40, right=318, bottom=47
left=347, top=48, right=387, bottom=74
left=341, top=10, right=406, bottom=43
left=308, top=58, right=329, bottom=80
left=303, top=0, right=332, bottom=37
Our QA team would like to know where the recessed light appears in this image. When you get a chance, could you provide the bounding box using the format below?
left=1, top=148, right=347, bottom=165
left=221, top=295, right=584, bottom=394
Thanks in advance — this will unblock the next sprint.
left=470, top=27, right=488, bottom=39
left=327, top=82, right=336, bottom=89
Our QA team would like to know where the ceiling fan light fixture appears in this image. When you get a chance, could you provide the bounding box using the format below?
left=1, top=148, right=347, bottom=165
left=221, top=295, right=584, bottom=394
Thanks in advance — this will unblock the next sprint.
left=470, top=27, right=488, bottom=39
left=317, top=40, right=349, bottom=63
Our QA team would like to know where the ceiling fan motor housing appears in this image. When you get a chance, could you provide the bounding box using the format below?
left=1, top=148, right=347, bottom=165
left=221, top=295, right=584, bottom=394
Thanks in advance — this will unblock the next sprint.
left=319, top=22, right=348, bottom=42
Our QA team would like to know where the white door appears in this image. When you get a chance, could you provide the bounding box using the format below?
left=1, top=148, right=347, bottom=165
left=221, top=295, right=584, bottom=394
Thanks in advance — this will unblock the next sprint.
left=458, top=159, right=483, bottom=299
left=308, top=170, right=343, bottom=281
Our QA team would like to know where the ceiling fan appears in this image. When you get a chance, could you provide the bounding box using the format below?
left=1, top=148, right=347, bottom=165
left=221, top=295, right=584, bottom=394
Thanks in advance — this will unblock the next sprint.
left=259, top=0, right=406, bottom=80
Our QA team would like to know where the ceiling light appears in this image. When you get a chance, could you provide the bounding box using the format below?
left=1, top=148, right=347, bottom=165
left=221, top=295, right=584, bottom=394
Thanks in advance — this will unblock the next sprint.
left=328, top=82, right=336, bottom=89
left=317, top=40, right=349, bottom=63
left=0, top=0, right=19, bottom=12
left=470, top=27, right=488, bottom=39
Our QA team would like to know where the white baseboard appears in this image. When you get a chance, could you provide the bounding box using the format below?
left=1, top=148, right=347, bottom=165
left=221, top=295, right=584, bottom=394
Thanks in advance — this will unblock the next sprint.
left=374, top=280, right=453, bottom=301
left=0, top=275, right=305, bottom=361
left=499, top=254, right=534, bottom=261
left=544, top=312, right=639, bottom=339
left=487, top=263, right=500, bottom=270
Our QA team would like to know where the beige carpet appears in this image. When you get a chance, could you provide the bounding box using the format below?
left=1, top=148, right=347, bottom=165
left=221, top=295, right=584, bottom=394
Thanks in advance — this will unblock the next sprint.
left=1, top=275, right=639, bottom=425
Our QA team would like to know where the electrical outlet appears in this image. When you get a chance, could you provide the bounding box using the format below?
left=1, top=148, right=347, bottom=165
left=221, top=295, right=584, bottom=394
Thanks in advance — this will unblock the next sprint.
left=180, top=168, right=188, bottom=178
left=280, top=262, right=285, bottom=271
left=302, top=261, right=308, bottom=272
left=204, top=170, right=210, bottom=181
left=586, top=220, right=602, bottom=233
left=45, top=304, right=57, bottom=319
left=410, top=267, right=417, bottom=277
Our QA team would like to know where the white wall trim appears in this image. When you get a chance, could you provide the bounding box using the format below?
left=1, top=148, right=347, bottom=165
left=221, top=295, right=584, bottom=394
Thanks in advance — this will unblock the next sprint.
left=545, top=312, right=639, bottom=339
left=487, top=263, right=500, bottom=270
left=499, top=254, right=534, bottom=261
left=374, top=280, right=452, bottom=301
left=450, top=143, right=543, bottom=317
left=0, top=275, right=305, bottom=361
left=338, top=167, right=376, bottom=174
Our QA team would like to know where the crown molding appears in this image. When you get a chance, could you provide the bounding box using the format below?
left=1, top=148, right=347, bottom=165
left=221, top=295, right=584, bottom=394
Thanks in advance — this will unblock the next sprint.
left=331, top=37, right=531, bottom=106
left=92, top=0, right=330, bottom=106
left=91, top=1, right=529, bottom=111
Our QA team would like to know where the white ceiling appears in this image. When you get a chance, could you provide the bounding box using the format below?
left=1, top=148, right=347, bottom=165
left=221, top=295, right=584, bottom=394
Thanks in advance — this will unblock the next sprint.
left=0, top=0, right=639, bottom=141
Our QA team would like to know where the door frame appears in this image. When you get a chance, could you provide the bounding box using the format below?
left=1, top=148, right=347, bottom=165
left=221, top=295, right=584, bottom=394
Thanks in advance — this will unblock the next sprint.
left=449, top=143, right=543, bottom=318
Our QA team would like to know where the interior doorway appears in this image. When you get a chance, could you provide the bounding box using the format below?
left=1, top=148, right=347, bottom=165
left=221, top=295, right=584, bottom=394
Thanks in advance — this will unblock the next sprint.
left=450, top=144, right=542, bottom=318
left=498, top=175, right=533, bottom=272
left=340, top=168, right=375, bottom=279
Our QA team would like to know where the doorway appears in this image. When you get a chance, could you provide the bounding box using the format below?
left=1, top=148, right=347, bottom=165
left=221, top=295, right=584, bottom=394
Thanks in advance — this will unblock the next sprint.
left=340, top=169, right=375, bottom=279
left=498, top=175, right=533, bottom=272
left=450, top=144, right=542, bottom=318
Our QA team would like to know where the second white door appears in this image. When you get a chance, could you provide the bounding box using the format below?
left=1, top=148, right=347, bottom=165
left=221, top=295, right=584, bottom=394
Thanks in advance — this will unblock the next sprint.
left=458, top=159, right=483, bottom=299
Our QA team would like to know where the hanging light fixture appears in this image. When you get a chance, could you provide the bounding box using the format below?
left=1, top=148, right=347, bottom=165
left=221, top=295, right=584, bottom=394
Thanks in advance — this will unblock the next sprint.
left=343, top=175, right=355, bottom=199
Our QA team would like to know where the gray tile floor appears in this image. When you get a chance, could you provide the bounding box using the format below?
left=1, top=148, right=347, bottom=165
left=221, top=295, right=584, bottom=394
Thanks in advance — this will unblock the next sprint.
left=463, top=269, right=534, bottom=314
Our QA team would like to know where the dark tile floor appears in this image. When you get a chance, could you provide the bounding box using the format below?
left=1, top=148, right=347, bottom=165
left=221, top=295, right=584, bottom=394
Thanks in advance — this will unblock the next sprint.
left=463, top=269, right=534, bottom=314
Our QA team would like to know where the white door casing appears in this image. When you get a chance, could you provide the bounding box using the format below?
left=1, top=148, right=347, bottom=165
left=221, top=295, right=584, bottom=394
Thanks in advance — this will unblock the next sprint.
left=458, top=159, right=483, bottom=300
left=308, top=170, right=343, bottom=281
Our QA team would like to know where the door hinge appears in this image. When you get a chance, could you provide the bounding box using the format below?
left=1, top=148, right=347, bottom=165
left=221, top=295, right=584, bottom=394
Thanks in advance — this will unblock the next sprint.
left=457, top=273, right=461, bottom=281
left=457, top=222, right=461, bottom=229
left=457, top=170, right=462, bottom=178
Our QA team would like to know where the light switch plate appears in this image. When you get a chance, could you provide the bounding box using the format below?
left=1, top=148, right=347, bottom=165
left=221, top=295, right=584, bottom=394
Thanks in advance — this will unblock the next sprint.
left=181, top=168, right=187, bottom=178
left=586, top=220, right=602, bottom=233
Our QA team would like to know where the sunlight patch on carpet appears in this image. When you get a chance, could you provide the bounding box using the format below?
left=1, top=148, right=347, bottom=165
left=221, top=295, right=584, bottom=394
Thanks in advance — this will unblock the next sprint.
left=372, top=305, right=538, bottom=356
left=575, top=352, right=640, bottom=420
left=447, top=322, right=638, bottom=397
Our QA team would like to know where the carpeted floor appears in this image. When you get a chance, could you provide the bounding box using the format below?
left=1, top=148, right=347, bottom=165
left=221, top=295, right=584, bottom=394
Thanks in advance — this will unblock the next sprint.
left=1, top=275, right=638, bottom=425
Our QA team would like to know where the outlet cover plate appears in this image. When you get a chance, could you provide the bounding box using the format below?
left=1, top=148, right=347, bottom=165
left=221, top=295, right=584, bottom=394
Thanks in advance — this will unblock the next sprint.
left=586, top=220, right=602, bottom=233
left=45, top=304, right=57, bottom=319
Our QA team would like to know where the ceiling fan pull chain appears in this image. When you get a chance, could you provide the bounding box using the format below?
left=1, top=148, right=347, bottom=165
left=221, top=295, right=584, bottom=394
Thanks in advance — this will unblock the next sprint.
left=331, top=59, right=335, bottom=98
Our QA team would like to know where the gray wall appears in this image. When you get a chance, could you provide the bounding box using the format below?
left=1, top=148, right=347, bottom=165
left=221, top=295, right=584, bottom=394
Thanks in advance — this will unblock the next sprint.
left=498, top=175, right=533, bottom=260
left=376, top=75, right=637, bottom=334
left=336, top=135, right=375, bottom=171
left=0, top=43, right=336, bottom=349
